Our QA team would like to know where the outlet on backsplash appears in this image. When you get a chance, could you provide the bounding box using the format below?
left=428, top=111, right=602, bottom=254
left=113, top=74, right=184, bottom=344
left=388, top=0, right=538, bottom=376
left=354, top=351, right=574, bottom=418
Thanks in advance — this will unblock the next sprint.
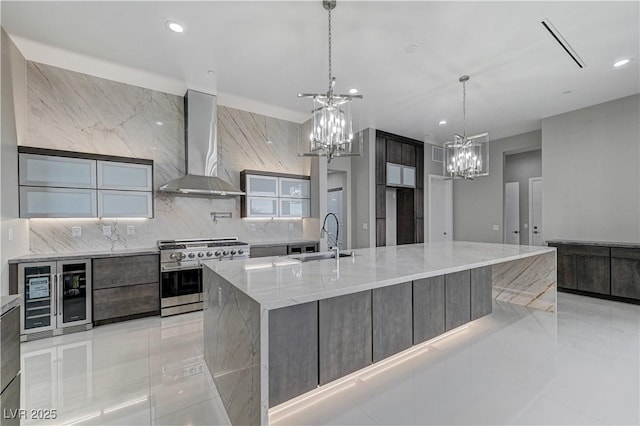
left=127, top=226, right=136, bottom=235
left=72, top=226, right=82, bottom=237
left=289, top=223, right=294, bottom=231
left=102, top=226, right=112, bottom=236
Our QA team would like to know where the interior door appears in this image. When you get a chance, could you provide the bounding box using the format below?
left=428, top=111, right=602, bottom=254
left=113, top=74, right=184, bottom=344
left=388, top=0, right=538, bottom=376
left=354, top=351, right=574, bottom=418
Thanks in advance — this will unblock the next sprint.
left=428, top=175, right=453, bottom=242
left=56, top=260, right=92, bottom=328
left=504, top=182, right=520, bottom=244
left=529, top=177, right=543, bottom=246
left=327, top=188, right=345, bottom=248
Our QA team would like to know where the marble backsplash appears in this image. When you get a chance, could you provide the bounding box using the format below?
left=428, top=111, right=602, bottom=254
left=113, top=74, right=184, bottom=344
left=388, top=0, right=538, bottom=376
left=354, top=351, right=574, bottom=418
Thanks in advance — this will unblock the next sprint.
left=25, top=62, right=316, bottom=253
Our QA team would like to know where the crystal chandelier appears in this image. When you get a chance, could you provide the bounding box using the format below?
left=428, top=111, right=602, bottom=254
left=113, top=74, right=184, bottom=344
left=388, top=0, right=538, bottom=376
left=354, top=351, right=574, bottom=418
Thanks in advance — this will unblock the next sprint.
left=443, top=75, right=489, bottom=179
left=298, top=0, right=363, bottom=164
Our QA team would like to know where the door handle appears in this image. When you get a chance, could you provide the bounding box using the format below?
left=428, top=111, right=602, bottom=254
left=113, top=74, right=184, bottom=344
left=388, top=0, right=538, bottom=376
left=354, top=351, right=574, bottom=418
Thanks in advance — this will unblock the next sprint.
left=443, top=232, right=447, bottom=235
left=58, top=273, right=63, bottom=317
left=513, top=231, right=519, bottom=234
left=53, top=274, right=57, bottom=316
left=533, top=231, right=540, bottom=234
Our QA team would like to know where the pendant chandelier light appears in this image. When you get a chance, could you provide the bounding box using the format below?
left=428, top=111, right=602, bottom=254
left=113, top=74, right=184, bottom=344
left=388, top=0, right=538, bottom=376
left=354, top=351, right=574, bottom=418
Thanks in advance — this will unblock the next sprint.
left=298, top=0, right=363, bottom=164
left=443, top=75, right=489, bottom=180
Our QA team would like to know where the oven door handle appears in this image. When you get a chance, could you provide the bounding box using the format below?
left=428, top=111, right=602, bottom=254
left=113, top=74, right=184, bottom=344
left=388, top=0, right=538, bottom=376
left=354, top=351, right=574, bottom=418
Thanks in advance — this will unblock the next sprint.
left=161, top=265, right=202, bottom=272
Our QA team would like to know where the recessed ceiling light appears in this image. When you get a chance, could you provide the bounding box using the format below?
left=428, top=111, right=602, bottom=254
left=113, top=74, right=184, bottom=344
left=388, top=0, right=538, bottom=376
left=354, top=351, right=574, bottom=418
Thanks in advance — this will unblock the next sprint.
left=613, top=58, right=631, bottom=67
left=166, top=21, right=184, bottom=33
left=348, top=88, right=358, bottom=94
left=207, top=70, right=215, bottom=75
left=155, top=121, right=164, bottom=126
left=404, top=44, right=419, bottom=54
left=438, top=120, right=447, bottom=125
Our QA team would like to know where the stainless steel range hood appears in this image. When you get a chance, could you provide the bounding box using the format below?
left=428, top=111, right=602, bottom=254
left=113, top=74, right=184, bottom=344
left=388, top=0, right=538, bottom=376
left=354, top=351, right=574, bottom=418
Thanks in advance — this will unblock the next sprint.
left=158, top=90, right=245, bottom=196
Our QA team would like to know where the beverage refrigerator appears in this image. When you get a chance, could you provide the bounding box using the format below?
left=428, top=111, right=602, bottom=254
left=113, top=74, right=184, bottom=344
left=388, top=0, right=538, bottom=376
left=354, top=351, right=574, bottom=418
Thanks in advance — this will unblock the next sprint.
left=18, top=260, right=92, bottom=341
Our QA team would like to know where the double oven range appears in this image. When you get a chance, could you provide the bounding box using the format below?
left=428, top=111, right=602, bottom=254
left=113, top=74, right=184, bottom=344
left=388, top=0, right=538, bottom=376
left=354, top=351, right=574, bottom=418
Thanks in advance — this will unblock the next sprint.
left=158, top=237, right=250, bottom=317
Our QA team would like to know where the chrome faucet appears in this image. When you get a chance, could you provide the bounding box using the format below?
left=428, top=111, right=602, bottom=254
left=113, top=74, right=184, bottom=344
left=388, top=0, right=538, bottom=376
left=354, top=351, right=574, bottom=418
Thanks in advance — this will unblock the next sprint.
left=320, top=213, right=341, bottom=258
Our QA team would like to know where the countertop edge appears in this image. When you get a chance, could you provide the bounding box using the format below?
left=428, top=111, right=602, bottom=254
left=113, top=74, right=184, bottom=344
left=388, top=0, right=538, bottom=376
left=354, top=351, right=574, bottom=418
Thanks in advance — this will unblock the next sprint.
left=547, top=239, right=640, bottom=249
left=1, top=295, right=22, bottom=316
left=9, top=248, right=159, bottom=264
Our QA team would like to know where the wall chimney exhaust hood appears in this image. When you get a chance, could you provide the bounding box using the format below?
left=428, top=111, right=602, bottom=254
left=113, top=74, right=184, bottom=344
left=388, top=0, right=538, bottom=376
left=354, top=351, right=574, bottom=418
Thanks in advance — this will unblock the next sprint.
left=158, top=90, right=245, bottom=196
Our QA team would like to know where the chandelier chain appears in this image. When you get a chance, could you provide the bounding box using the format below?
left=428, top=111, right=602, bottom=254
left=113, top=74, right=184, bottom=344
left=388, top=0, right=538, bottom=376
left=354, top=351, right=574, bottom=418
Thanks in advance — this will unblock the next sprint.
left=328, top=9, right=332, bottom=93
left=462, top=79, right=467, bottom=138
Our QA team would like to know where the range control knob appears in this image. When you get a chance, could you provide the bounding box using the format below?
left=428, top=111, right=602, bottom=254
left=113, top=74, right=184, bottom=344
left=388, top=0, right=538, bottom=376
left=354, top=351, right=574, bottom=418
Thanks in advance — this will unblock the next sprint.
left=237, top=249, right=244, bottom=255
left=230, top=249, right=237, bottom=255
left=188, top=253, right=195, bottom=259
left=197, top=252, right=204, bottom=258
left=223, top=250, right=229, bottom=256
left=179, top=253, right=187, bottom=260
left=169, top=253, right=177, bottom=260
left=214, top=251, right=222, bottom=257
left=206, top=251, right=213, bottom=257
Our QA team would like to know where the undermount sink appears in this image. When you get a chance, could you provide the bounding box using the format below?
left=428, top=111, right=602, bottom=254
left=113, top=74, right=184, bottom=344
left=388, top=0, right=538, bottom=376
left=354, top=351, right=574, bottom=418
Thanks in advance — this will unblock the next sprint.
left=289, top=251, right=354, bottom=263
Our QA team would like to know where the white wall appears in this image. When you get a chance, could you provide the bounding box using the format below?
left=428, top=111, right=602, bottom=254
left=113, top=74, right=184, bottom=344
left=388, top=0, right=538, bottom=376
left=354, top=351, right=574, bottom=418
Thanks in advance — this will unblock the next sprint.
left=0, top=30, right=30, bottom=293
left=503, top=150, right=542, bottom=245
left=453, top=130, right=542, bottom=243
left=351, top=128, right=376, bottom=248
left=542, top=94, right=640, bottom=243
left=423, top=142, right=445, bottom=242
left=327, top=164, right=351, bottom=249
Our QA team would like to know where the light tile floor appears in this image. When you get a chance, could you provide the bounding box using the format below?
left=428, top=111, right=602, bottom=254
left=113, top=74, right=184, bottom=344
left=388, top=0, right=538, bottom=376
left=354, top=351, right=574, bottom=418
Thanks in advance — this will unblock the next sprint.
left=20, top=293, right=640, bottom=426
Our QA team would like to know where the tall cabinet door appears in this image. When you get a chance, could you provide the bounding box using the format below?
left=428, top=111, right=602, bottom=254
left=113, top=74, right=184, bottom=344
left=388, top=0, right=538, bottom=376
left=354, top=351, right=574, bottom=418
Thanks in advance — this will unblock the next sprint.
left=18, top=262, right=57, bottom=334
left=56, top=260, right=92, bottom=328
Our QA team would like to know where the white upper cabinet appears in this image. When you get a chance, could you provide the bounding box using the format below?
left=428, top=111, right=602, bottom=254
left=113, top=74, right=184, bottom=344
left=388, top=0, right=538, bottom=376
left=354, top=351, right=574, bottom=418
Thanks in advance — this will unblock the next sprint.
left=246, top=175, right=279, bottom=197
left=97, top=161, right=153, bottom=191
left=246, top=197, right=279, bottom=217
left=19, top=154, right=96, bottom=189
left=402, top=166, right=416, bottom=188
left=279, top=177, right=310, bottom=199
left=20, top=187, right=97, bottom=218
left=98, top=190, right=153, bottom=218
left=280, top=198, right=311, bottom=218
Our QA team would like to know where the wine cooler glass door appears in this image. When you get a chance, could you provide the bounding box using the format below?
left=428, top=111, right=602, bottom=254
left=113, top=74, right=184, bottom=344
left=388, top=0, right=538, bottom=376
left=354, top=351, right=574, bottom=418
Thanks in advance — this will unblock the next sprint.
left=19, top=262, right=57, bottom=334
left=57, top=260, right=92, bottom=328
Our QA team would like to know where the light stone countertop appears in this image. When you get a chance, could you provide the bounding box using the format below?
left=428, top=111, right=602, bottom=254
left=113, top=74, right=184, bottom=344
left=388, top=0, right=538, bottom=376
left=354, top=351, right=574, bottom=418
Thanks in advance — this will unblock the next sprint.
left=203, top=241, right=556, bottom=310
left=0, top=294, right=22, bottom=316
left=8, top=247, right=159, bottom=264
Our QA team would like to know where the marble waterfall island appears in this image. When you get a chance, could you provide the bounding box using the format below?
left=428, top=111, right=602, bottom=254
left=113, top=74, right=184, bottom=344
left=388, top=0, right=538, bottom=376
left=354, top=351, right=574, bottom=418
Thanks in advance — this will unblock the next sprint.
left=202, top=241, right=556, bottom=425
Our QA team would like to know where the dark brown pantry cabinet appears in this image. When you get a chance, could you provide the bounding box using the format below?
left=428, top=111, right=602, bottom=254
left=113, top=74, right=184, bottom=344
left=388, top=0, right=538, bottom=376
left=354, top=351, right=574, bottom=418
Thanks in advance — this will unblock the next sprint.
left=92, top=254, right=160, bottom=324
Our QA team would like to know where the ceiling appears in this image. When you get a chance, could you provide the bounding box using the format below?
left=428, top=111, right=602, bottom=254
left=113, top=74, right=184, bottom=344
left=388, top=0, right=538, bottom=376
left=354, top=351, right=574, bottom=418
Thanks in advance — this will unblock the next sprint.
left=2, top=1, right=639, bottom=143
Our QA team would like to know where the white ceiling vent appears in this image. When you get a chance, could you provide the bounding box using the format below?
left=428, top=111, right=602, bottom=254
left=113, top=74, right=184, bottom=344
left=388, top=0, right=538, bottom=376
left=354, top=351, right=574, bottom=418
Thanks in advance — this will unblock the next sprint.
left=432, top=146, right=444, bottom=163
left=541, top=18, right=587, bottom=68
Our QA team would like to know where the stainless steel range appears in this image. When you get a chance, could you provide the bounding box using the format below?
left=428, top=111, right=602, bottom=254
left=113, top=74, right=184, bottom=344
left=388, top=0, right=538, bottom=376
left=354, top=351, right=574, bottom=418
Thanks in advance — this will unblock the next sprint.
left=158, top=237, right=250, bottom=316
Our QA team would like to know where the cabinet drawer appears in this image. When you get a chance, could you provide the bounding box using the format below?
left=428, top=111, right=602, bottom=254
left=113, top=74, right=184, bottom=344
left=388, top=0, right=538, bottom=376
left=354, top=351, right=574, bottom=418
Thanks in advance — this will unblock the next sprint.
left=93, top=255, right=159, bottom=289
left=93, top=283, right=159, bottom=321
left=554, top=244, right=609, bottom=257
left=1, top=307, right=20, bottom=393
left=611, top=248, right=640, bottom=260
left=250, top=245, right=288, bottom=258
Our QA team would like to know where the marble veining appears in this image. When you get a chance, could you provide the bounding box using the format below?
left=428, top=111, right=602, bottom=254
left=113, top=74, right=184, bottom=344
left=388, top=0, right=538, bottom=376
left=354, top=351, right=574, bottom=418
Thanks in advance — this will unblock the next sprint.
left=203, top=268, right=264, bottom=426
left=203, top=241, right=556, bottom=310
left=0, top=295, right=22, bottom=316
left=25, top=62, right=316, bottom=254
left=492, top=252, right=557, bottom=312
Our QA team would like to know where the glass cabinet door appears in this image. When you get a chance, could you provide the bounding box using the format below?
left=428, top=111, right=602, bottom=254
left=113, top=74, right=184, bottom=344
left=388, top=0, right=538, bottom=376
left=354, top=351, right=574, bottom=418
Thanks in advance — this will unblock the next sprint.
left=98, top=190, right=153, bottom=218
left=279, top=178, right=310, bottom=198
left=402, top=166, right=416, bottom=188
left=387, top=163, right=402, bottom=186
left=246, top=175, right=279, bottom=197
left=19, top=154, right=96, bottom=189
left=57, top=260, right=92, bottom=327
left=18, top=262, right=56, bottom=333
left=247, top=197, right=279, bottom=217
left=280, top=198, right=311, bottom=218
left=97, top=161, right=153, bottom=191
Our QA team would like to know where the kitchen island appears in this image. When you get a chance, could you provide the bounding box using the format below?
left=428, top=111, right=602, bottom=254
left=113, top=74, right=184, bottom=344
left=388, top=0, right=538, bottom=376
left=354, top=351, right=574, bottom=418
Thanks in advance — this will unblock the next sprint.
left=202, top=241, right=556, bottom=425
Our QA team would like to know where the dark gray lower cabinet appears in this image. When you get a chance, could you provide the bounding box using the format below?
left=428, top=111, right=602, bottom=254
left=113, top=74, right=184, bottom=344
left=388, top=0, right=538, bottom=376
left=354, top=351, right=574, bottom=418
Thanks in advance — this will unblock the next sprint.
left=471, top=266, right=492, bottom=320
left=0, top=373, right=20, bottom=426
left=269, top=302, right=318, bottom=407
left=319, top=291, right=372, bottom=385
left=372, top=282, right=412, bottom=362
left=445, top=270, right=471, bottom=331
left=93, top=283, right=159, bottom=322
left=611, top=248, right=640, bottom=299
left=1, top=307, right=20, bottom=394
left=250, top=245, right=288, bottom=258
left=557, top=252, right=577, bottom=290
left=575, top=254, right=610, bottom=295
left=413, top=276, right=445, bottom=344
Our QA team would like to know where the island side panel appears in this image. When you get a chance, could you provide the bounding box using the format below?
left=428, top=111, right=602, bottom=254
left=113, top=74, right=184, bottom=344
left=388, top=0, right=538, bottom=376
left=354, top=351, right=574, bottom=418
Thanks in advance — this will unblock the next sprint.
left=492, top=251, right=557, bottom=312
left=203, top=268, right=263, bottom=426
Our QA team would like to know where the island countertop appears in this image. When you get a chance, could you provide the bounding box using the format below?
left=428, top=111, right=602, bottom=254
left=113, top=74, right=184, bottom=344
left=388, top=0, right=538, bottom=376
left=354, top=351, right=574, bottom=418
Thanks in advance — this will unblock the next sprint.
left=203, top=241, right=555, bottom=310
